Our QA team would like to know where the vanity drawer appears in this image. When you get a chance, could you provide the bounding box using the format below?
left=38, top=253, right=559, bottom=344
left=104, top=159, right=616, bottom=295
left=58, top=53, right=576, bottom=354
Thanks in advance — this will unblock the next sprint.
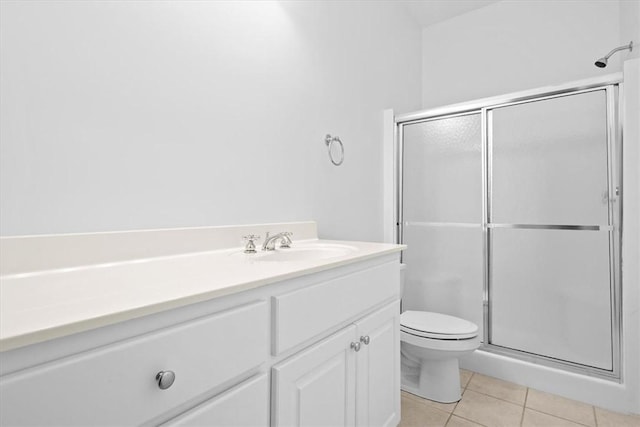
left=273, top=261, right=399, bottom=354
left=162, top=373, right=269, bottom=426
left=0, top=300, right=269, bottom=426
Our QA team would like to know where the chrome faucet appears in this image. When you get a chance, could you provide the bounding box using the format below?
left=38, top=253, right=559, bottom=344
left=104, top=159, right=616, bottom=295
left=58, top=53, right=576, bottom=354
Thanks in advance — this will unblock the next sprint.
left=262, top=231, right=293, bottom=251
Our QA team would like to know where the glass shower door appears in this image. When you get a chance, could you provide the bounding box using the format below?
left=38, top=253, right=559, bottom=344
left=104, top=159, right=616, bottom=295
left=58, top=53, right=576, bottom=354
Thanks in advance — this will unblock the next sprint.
left=401, top=113, right=484, bottom=337
left=487, top=89, right=617, bottom=370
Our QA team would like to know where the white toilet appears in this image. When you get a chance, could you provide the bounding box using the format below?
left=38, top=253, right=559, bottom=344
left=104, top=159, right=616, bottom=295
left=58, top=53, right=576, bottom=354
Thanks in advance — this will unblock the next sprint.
left=400, top=311, right=480, bottom=403
left=398, top=264, right=480, bottom=402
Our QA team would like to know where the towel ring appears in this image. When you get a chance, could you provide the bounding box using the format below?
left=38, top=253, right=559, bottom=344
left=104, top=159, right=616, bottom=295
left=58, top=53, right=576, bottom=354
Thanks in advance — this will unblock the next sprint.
left=325, top=134, right=344, bottom=166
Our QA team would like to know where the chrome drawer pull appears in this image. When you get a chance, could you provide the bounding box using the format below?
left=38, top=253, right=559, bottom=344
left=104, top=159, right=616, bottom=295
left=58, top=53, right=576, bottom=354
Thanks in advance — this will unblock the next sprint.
left=360, top=336, right=370, bottom=345
left=156, top=370, right=176, bottom=390
left=351, top=342, right=361, bottom=352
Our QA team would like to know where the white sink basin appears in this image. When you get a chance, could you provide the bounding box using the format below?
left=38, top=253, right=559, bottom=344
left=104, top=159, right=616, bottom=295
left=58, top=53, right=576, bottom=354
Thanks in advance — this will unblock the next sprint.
left=233, top=243, right=357, bottom=262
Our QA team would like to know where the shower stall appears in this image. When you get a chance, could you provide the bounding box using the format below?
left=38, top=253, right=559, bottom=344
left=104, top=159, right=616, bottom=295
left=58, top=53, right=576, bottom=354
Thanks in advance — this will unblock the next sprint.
left=395, top=76, right=622, bottom=380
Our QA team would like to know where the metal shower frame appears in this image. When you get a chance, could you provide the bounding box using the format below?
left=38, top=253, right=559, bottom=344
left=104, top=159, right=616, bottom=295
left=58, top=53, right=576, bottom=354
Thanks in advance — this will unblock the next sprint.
left=394, top=74, right=623, bottom=381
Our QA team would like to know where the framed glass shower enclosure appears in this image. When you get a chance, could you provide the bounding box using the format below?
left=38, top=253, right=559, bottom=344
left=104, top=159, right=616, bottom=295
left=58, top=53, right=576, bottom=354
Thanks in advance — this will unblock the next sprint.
left=396, top=77, right=622, bottom=379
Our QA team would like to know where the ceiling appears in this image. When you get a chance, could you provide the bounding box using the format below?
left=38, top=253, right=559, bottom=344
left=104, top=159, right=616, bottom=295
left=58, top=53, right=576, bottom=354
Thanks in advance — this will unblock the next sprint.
left=401, top=0, right=500, bottom=28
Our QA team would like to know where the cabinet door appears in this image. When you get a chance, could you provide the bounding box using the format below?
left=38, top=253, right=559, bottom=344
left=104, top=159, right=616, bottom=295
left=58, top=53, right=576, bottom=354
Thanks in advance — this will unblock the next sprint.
left=272, top=326, right=357, bottom=427
left=162, top=374, right=269, bottom=426
left=355, top=301, right=400, bottom=427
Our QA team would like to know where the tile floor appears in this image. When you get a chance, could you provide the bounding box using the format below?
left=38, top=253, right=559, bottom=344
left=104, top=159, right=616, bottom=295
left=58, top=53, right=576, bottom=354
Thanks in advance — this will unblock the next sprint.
left=400, top=369, right=640, bottom=427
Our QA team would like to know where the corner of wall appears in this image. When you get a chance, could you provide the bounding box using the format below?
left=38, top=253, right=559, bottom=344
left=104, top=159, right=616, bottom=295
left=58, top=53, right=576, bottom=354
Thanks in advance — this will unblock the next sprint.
left=622, top=57, right=640, bottom=414
left=620, top=0, right=640, bottom=60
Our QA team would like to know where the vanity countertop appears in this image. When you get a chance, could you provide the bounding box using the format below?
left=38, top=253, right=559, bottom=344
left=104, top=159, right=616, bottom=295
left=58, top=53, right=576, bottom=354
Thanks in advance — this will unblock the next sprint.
left=0, top=236, right=404, bottom=352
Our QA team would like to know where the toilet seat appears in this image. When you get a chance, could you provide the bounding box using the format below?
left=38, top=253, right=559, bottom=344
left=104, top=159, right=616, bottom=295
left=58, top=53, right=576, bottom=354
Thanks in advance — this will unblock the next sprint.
left=401, top=311, right=478, bottom=340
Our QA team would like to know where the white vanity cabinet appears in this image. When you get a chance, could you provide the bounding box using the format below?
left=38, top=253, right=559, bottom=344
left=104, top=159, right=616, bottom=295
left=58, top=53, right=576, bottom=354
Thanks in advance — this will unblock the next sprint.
left=0, top=301, right=270, bottom=426
left=161, top=374, right=270, bottom=427
left=354, top=301, right=401, bottom=427
left=0, top=254, right=401, bottom=427
left=272, top=301, right=400, bottom=427
left=272, top=325, right=359, bottom=426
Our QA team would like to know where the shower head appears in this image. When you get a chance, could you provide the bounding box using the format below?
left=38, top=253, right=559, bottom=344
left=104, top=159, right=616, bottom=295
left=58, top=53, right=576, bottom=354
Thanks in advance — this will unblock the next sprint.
left=594, top=41, right=633, bottom=68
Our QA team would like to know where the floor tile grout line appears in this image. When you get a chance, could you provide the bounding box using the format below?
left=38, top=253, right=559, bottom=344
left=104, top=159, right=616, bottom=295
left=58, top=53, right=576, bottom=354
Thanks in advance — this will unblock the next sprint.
left=518, top=405, right=525, bottom=427
left=448, top=388, right=462, bottom=423
left=403, top=392, right=456, bottom=415
left=452, top=413, right=491, bottom=427
left=525, top=407, right=595, bottom=427
left=451, top=371, right=468, bottom=425
left=400, top=392, right=453, bottom=427
left=454, top=388, right=524, bottom=427
left=401, top=390, right=457, bottom=414
left=593, top=405, right=598, bottom=427
left=444, top=410, right=453, bottom=426
left=463, top=387, right=526, bottom=408
left=449, top=369, right=469, bottom=422
left=520, top=388, right=529, bottom=426
left=522, top=387, right=597, bottom=427
left=465, top=371, right=530, bottom=408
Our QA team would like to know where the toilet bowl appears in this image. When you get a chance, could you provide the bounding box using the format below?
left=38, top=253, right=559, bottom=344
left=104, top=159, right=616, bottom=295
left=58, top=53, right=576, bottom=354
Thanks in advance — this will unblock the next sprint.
left=400, top=311, right=480, bottom=403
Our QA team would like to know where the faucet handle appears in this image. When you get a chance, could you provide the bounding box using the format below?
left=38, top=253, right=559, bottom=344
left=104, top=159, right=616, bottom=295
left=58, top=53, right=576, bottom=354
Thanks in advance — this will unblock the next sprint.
left=279, top=232, right=293, bottom=248
left=243, top=235, right=260, bottom=253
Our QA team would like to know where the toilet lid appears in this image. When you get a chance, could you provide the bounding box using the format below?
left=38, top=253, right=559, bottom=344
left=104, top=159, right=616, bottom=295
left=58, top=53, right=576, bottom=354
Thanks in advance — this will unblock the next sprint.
left=401, top=311, right=478, bottom=340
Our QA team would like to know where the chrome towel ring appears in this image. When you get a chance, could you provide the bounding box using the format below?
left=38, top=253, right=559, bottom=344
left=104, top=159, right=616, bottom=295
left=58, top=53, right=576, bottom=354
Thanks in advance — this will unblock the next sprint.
left=325, top=134, right=344, bottom=166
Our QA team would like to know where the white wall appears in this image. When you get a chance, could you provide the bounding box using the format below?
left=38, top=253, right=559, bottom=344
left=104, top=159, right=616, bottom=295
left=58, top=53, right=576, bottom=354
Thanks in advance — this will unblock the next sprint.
left=0, top=0, right=422, bottom=239
left=421, top=0, right=624, bottom=108
left=621, top=0, right=640, bottom=60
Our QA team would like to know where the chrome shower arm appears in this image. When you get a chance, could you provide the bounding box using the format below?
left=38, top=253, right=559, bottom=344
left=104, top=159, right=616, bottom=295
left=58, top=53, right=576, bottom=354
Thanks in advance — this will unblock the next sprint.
left=603, top=41, right=633, bottom=60
left=595, top=41, right=633, bottom=68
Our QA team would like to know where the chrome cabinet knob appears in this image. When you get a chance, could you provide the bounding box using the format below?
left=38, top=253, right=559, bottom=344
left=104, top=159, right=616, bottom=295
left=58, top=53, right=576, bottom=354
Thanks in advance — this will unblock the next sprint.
left=360, top=336, right=370, bottom=345
left=156, top=370, right=175, bottom=390
left=351, top=342, right=361, bottom=352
